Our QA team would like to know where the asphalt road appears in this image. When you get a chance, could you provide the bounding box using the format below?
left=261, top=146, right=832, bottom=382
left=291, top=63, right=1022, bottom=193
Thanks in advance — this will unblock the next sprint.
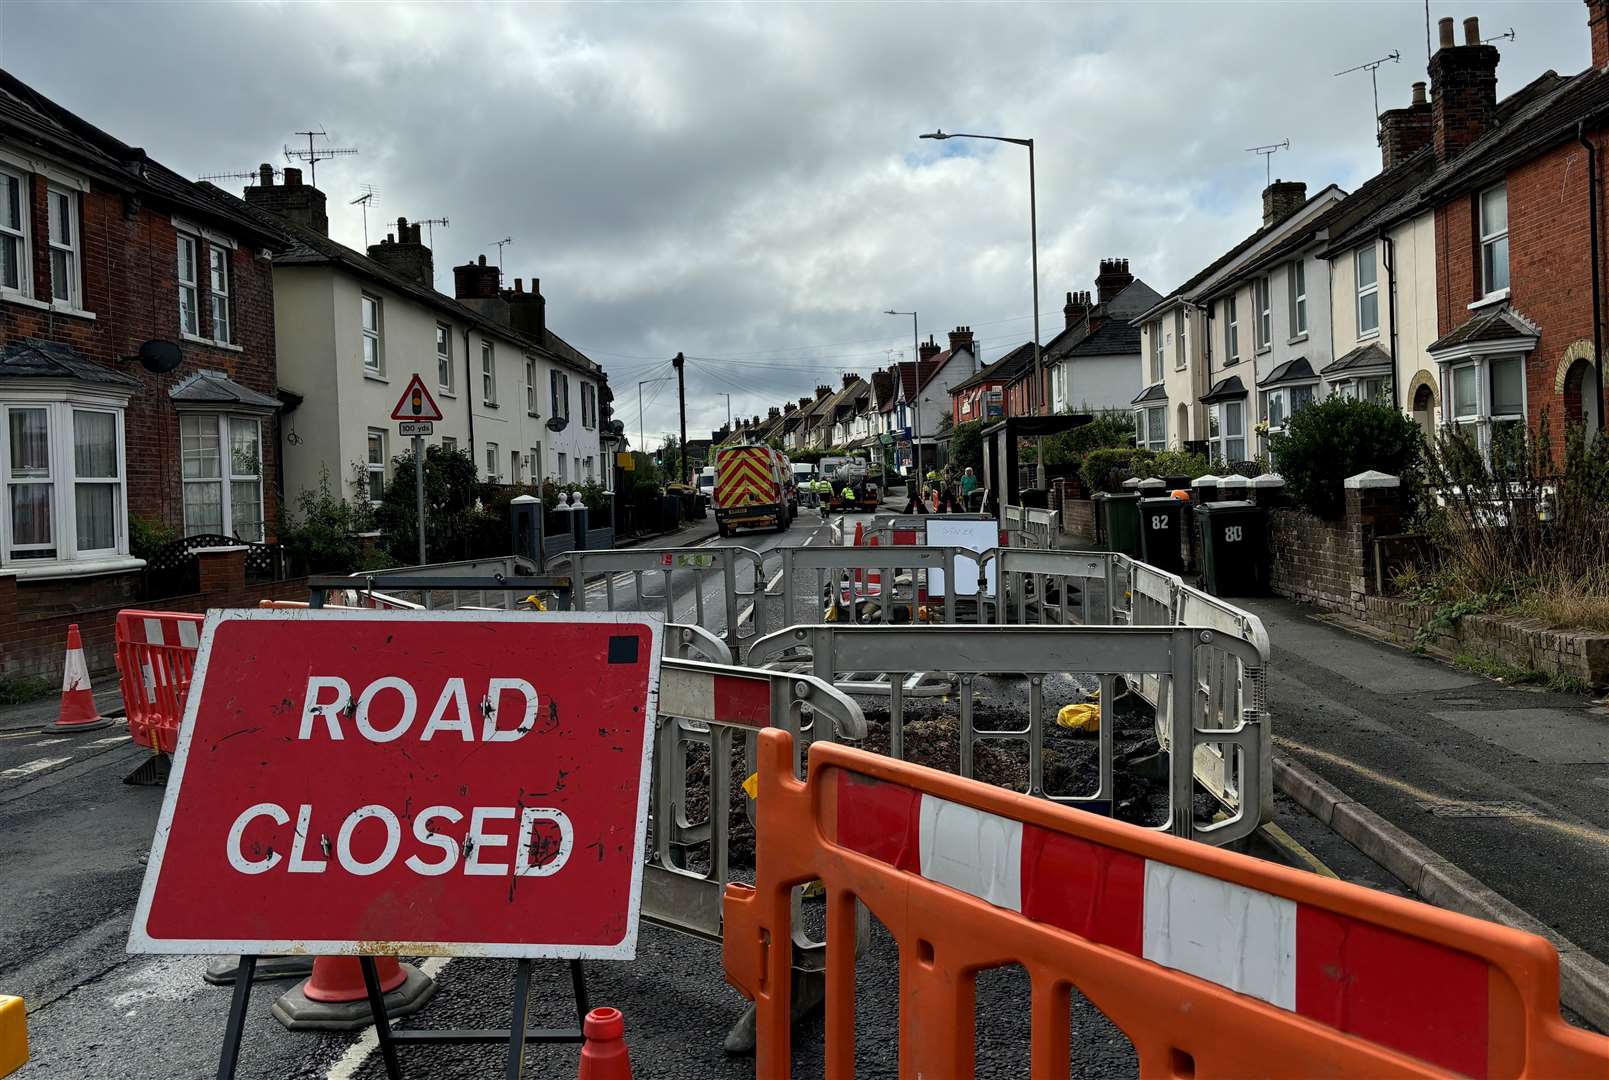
left=0, top=507, right=1453, bottom=1079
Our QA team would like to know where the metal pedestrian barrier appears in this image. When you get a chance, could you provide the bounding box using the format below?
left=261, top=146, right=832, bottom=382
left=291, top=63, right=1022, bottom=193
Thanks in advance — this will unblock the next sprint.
left=725, top=729, right=1609, bottom=1080
left=1004, top=504, right=1059, bottom=549
left=745, top=623, right=1263, bottom=844
left=558, top=547, right=768, bottom=658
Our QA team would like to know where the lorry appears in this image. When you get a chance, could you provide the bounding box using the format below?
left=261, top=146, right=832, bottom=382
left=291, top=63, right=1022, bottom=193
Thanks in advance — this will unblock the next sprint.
left=713, top=444, right=792, bottom=537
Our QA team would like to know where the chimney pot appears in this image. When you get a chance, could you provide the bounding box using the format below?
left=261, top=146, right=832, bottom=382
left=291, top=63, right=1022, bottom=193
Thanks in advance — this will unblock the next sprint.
left=396, top=216, right=407, bottom=234
left=1438, top=16, right=1455, bottom=48
left=514, top=277, right=523, bottom=293
left=243, top=163, right=328, bottom=235
left=1463, top=15, right=1480, bottom=44
left=258, top=163, right=274, bottom=187
left=283, top=167, right=302, bottom=188
left=478, top=255, right=487, bottom=266
left=1412, top=80, right=1427, bottom=105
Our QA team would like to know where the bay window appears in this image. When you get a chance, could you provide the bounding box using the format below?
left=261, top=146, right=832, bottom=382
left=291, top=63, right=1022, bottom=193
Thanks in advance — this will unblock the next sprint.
left=1443, top=353, right=1529, bottom=462
left=1356, top=244, right=1379, bottom=336
left=1211, top=400, right=1247, bottom=464
left=1136, top=405, right=1166, bottom=451
left=2, top=397, right=130, bottom=569
left=0, top=168, right=29, bottom=296
left=180, top=414, right=263, bottom=540
left=1480, top=184, right=1509, bottom=297
left=1262, top=383, right=1315, bottom=436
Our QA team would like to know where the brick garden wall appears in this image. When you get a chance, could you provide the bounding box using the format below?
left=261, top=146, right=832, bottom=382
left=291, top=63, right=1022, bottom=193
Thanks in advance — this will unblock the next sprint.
left=1269, top=483, right=1402, bottom=618
left=1, top=550, right=308, bottom=682
left=1364, top=595, right=1609, bottom=687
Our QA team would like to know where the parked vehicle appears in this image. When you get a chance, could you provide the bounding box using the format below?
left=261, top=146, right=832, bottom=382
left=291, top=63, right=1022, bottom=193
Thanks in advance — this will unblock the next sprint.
left=713, top=444, right=791, bottom=537
left=697, top=466, right=716, bottom=500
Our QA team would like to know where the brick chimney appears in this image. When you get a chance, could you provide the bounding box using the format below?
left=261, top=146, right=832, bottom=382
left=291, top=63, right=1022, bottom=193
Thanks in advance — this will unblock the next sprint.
left=243, top=163, right=328, bottom=236
left=770, top=406, right=783, bottom=419
left=453, top=254, right=501, bottom=300
left=1430, top=16, right=1500, bottom=163
left=947, top=326, right=975, bottom=354
left=798, top=396, right=813, bottom=410
left=918, top=334, right=942, bottom=361
left=1592, top=0, right=1609, bottom=69
left=815, top=385, right=832, bottom=400
left=506, top=277, right=546, bottom=341
left=1095, top=260, right=1133, bottom=304
left=366, top=217, right=434, bottom=287
left=1262, top=181, right=1308, bottom=226
left=1063, top=289, right=1091, bottom=330
left=1378, top=82, right=1433, bottom=171
left=841, top=372, right=861, bottom=388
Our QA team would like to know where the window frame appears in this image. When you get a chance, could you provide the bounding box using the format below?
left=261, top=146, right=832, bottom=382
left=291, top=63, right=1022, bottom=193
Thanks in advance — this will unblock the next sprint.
left=1441, top=352, right=1529, bottom=462
left=525, top=358, right=538, bottom=416
left=1149, top=319, right=1164, bottom=384
left=551, top=370, right=570, bottom=420
left=208, top=245, right=232, bottom=345
left=1211, top=399, right=1247, bottom=464
left=365, top=428, right=388, bottom=503
left=1479, top=183, right=1510, bottom=298
left=176, top=233, right=200, bottom=337
left=1356, top=243, right=1380, bottom=338
left=179, top=412, right=264, bottom=541
left=485, top=440, right=500, bottom=482
left=1288, top=259, right=1307, bottom=337
left=1, top=398, right=131, bottom=568
left=45, top=184, right=81, bottom=312
left=1173, top=309, right=1186, bottom=370
left=558, top=451, right=568, bottom=482
left=1260, top=382, right=1317, bottom=437
left=360, top=293, right=384, bottom=374
left=1253, top=276, right=1272, bottom=351
left=481, top=340, right=498, bottom=406
left=0, top=166, right=31, bottom=298
left=435, top=323, right=454, bottom=394
left=1225, top=295, right=1240, bottom=362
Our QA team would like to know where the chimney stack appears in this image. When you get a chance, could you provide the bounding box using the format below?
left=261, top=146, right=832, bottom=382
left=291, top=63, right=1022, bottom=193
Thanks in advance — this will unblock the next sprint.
left=1261, top=180, right=1308, bottom=226
left=453, top=254, right=502, bottom=301
left=1588, top=0, right=1609, bottom=70
left=841, top=372, right=860, bottom=389
left=366, top=216, right=434, bottom=287
left=947, top=326, right=975, bottom=354
left=799, top=396, right=813, bottom=410
left=1063, top=289, right=1090, bottom=330
left=918, top=334, right=942, bottom=362
left=505, top=276, right=546, bottom=341
left=243, top=162, right=329, bottom=236
left=768, top=406, right=781, bottom=419
left=1430, top=14, right=1500, bottom=163
left=1377, top=82, right=1433, bottom=171
left=1095, top=259, right=1133, bottom=304
left=815, top=385, right=832, bottom=400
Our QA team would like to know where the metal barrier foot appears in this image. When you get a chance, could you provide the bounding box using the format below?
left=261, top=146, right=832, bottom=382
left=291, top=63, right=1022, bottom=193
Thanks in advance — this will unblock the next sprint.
left=202, top=955, right=316, bottom=986
left=721, top=966, right=825, bottom=1056
left=269, top=963, right=435, bottom=1031
left=122, top=753, right=171, bottom=787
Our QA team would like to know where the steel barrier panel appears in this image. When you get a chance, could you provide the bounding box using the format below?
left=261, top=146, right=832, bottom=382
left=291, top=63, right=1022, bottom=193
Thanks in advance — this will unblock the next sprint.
left=560, top=546, right=767, bottom=657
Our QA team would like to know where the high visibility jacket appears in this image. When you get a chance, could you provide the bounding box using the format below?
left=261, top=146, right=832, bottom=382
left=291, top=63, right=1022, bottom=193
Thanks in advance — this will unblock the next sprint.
left=842, top=487, right=856, bottom=501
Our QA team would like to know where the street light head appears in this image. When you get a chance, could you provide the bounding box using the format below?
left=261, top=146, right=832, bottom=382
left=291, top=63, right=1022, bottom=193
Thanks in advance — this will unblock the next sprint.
left=920, top=130, right=949, bottom=140
left=883, top=309, right=898, bottom=315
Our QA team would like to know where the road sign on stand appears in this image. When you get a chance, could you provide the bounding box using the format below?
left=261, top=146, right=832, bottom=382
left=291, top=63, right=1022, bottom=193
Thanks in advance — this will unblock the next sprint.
left=389, top=374, right=444, bottom=422
left=129, top=609, right=663, bottom=958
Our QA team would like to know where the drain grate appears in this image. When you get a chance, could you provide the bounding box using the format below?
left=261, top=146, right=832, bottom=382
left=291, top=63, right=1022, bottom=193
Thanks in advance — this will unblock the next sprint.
left=1416, top=799, right=1537, bottom=819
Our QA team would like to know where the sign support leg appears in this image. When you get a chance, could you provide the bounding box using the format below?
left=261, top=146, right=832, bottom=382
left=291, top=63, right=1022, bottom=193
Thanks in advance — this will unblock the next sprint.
left=505, top=959, right=533, bottom=1080
left=569, top=959, right=589, bottom=1023
left=413, top=434, right=427, bottom=567
left=360, top=956, right=404, bottom=1080
left=215, top=954, right=257, bottom=1080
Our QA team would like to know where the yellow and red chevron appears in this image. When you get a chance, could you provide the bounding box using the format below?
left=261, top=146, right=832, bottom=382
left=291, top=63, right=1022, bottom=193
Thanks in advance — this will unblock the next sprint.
left=715, top=448, right=777, bottom=507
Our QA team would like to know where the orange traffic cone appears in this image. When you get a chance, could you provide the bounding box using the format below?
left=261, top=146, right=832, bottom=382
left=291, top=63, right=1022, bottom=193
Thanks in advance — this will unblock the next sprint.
left=270, top=955, right=436, bottom=1031
left=578, top=1007, right=632, bottom=1079
left=52, top=624, right=112, bottom=733
left=302, top=956, right=407, bottom=1003
left=851, top=520, right=864, bottom=546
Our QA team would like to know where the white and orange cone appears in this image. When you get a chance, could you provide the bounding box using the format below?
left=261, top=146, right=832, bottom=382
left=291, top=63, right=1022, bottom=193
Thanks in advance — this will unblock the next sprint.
left=52, top=623, right=113, bottom=733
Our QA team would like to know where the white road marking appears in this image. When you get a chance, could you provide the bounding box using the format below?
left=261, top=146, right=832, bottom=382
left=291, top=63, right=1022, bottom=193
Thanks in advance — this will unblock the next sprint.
left=92, top=735, right=132, bottom=745
left=29, top=738, right=70, bottom=747
left=324, top=956, right=453, bottom=1080
left=1, top=756, right=72, bottom=779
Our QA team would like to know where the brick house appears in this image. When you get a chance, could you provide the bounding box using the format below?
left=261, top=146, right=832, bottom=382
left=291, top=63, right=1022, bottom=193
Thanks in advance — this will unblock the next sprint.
left=0, top=71, right=284, bottom=618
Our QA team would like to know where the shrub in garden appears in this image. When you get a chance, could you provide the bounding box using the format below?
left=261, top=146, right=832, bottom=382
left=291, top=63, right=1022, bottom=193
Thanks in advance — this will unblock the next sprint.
left=1269, top=396, right=1423, bottom=519
left=279, top=466, right=373, bottom=574
left=373, top=444, right=485, bottom=562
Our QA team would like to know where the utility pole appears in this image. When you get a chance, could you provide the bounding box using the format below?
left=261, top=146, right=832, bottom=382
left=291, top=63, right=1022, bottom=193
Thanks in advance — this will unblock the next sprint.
left=719, top=393, right=732, bottom=433
left=673, top=352, right=688, bottom=485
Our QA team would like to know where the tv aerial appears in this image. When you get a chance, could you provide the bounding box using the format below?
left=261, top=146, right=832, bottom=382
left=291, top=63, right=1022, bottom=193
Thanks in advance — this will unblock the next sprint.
left=197, top=166, right=281, bottom=186
left=1244, top=140, right=1290, bottom=187
left=283, top=128, right=357, bottom=188
left=350, top=185, right=379, bottom=247
left=1334, top=50, right=1401, bottom=133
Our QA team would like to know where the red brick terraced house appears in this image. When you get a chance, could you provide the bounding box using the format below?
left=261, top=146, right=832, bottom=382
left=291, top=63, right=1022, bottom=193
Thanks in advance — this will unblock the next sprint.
left=0, top=71, right=284, bottom=630
left=1411, top=8, right=1609, bottom=454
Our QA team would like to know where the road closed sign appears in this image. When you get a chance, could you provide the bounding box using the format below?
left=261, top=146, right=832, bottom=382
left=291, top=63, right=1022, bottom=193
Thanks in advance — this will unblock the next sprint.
left=128, top=609, right=661, bottom=960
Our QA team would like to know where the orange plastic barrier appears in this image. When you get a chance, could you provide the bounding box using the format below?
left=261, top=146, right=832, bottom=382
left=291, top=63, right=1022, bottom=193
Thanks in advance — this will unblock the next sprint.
left=724, top=729, right=1608, bottom=1078
left=114, top=609, right=204, bottom=755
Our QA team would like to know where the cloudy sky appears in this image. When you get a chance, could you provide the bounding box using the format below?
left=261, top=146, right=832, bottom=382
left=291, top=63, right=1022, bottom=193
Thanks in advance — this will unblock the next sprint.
left=0, top=1, right=1591, bottom=445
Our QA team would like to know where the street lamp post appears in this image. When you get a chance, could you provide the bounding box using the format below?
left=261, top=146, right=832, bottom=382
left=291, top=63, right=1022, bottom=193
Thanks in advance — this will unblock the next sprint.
left=920, top=129, right=1044, bottom=484
left=638, top=375, right=674, bottom=455
left=883, top=309, right=920, bottom=481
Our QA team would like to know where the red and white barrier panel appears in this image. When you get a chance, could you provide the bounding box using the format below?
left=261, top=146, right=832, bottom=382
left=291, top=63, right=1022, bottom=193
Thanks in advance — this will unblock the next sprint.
left=834, top=770, right=1492, bottom=1079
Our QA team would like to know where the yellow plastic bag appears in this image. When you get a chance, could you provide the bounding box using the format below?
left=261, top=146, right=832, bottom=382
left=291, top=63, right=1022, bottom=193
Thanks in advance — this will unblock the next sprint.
left=1056, top=701, right=1100, bottom=733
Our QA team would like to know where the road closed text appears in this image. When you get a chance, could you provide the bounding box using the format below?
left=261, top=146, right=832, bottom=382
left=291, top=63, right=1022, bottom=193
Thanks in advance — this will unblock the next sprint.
left=223, top=673, right=570, bottom=880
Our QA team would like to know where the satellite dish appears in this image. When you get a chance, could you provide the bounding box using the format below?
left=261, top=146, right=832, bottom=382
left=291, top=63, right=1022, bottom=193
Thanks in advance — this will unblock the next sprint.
left=545, top=416, right=569, bottom=432
left=608, top=419, right=625, bottom=436
left=133, top=340, right=182, bottom=374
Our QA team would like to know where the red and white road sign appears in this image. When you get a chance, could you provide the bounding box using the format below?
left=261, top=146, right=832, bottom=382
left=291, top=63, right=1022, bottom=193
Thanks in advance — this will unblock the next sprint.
left=128, top=609, right=662, bottom=960
left=390, top=373, right=444, bottom=422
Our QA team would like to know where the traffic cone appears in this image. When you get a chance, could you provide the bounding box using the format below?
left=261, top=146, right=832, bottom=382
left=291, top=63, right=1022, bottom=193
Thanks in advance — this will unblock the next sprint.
left=578, top=1007, right=632, bottom=1079
left=51, top=624, right=112, bottom=733
left=270, top=956, right=436, bottom=1031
